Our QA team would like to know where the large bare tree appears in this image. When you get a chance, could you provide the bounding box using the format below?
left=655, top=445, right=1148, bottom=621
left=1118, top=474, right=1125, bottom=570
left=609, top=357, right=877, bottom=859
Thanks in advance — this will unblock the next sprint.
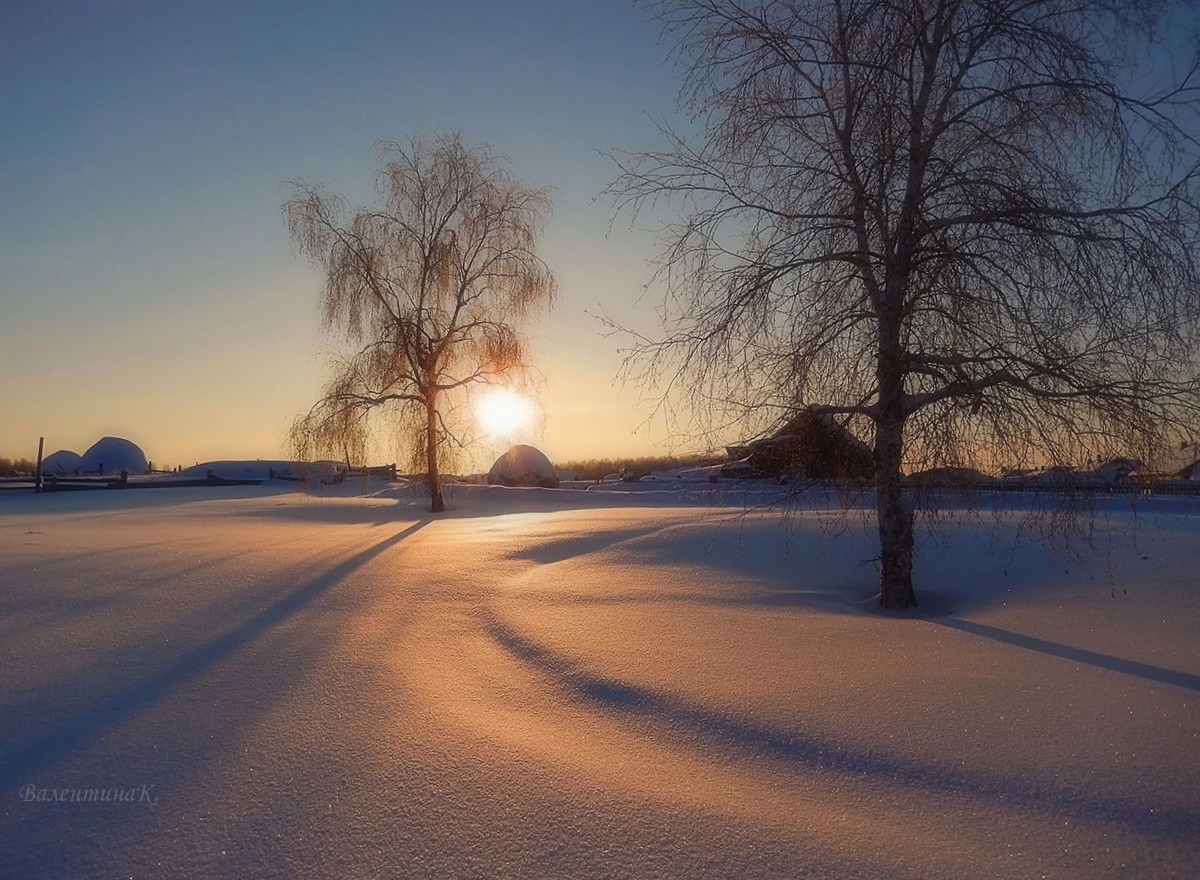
left=612, top=0, right=1200, bottom=607
left=285, top=132, right=556, bottom=512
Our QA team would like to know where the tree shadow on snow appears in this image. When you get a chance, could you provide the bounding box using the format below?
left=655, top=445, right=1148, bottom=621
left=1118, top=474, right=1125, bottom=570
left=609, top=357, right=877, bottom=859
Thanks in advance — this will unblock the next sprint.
left=482, top=613, right=1200, bottom=845
left=505, top=522, right=690, bottom=565
left=932, top=617, right=1200, bottom=693
left=0, top=519, right=430, bottom=790
left=514, top=582, right=1200, bottom=697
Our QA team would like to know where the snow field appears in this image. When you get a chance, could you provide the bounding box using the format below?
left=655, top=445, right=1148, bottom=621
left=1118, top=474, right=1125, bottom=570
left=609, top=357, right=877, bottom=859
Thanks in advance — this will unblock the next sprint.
left=0, top=484, right=1197, bottom=878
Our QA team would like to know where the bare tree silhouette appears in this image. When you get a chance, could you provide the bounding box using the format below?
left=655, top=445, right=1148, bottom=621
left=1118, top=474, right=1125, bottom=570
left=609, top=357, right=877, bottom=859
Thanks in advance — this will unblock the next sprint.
left=611, top=0, right=1200, bottom=606
left=286, top=132, right=556, bottom=512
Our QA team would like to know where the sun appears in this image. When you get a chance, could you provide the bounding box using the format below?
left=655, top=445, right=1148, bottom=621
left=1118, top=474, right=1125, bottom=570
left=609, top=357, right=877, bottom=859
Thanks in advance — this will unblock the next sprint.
left=476, top=388, right=533, bottom=437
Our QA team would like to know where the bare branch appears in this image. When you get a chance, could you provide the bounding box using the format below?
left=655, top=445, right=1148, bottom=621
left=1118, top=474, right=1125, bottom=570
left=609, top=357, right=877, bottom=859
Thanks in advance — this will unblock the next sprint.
left=285, top=132, right=556, bottom=512
left=613, top=0, right=1200, bottom=606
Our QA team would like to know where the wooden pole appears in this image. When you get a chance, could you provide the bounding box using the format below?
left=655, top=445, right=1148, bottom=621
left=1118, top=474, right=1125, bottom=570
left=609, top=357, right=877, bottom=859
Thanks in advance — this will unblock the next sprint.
left=34, top=436, right=44, bottom=494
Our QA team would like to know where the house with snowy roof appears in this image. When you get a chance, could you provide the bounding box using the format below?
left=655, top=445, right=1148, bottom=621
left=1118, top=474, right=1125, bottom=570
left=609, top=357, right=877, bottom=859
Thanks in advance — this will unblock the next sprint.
left=723, top=407, right=873, bottom=480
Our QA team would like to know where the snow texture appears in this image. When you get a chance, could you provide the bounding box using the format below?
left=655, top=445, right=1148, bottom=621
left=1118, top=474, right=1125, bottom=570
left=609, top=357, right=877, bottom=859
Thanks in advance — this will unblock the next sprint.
left=0, top=481, right=1197, bottom=879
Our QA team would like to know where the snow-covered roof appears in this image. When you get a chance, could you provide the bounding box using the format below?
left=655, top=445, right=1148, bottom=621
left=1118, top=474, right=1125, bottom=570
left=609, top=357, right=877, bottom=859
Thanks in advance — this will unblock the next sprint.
left=1143, top=443, right=1200, bottom=479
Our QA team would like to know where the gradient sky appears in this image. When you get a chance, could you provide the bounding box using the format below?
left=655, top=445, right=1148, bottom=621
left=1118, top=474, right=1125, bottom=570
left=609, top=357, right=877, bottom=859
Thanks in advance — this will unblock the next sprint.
left=0, top=0, right=690, bottom=469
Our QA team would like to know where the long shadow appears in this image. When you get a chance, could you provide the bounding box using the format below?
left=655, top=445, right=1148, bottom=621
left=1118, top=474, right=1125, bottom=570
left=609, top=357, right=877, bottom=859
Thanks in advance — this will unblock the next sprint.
left=0, top=544, right=270, bottom=633
left=507, top=523, right=686, bottom=565
left=0, top=519, right=430, bottom=789
left=935, top=617, right=1200, bottom=693
left=234, top=499, right=419, bottom=527
left=483, top=614, right=1200, bottom=844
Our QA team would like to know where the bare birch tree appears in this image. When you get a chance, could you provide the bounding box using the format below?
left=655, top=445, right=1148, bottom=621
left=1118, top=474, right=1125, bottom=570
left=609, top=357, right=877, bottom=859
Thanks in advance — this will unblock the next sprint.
left=611, top=0, right=1200, bottom=607
left=285, top=132, right=556, bottom=512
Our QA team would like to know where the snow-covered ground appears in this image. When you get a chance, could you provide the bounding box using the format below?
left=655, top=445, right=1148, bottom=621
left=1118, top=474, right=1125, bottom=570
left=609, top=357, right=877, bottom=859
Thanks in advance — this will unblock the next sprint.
left=0, top=482, right=1196, bottom=879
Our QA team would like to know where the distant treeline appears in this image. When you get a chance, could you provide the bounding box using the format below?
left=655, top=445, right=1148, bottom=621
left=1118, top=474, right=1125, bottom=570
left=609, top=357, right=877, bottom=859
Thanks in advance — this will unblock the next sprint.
left=555, top=453, right=720, bottom=482
left=0, top=457, right=37, bottom=477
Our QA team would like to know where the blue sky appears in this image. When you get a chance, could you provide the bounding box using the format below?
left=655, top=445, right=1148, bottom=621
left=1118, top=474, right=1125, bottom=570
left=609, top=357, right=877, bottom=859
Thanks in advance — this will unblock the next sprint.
left=0, top=0, right=686, bottom=468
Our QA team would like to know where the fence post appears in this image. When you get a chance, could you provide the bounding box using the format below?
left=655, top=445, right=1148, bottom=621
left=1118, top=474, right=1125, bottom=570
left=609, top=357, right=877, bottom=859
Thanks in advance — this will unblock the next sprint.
left=34, top=436, right=44, bottom=494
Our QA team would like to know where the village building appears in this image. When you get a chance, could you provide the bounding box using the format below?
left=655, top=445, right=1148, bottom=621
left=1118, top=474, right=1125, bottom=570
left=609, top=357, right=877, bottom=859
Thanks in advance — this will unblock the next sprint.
left=723, top=407, right=873, bottom=480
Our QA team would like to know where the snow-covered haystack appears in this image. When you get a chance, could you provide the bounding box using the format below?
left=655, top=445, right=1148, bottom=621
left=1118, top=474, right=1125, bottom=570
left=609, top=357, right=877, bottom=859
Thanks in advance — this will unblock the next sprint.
left=39, top=449, right=82, bottom=475
left=78, top=436, right=148, bottom=475
left=487, top=444, right=559, bottom=488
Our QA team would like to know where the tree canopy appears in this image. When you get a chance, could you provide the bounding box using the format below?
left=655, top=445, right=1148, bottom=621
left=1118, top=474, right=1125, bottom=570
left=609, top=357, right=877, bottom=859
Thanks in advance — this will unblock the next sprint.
left=613, top=0, right=1200, bottom=606
left=286, top=132, right=556, bottom=512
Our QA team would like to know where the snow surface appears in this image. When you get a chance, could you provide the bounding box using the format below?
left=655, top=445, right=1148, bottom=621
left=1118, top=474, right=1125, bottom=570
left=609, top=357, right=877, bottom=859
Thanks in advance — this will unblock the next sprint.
left=0, top=482, right=1197, bottom=879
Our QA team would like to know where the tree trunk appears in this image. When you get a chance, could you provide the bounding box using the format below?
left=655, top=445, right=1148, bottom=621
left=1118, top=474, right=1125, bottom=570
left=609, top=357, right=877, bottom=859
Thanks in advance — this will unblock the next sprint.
left=874, top=295, right=917, bottom=608
left=874, top=415, right=916, bottom=608
left=425, top=395, right=444, bottom=513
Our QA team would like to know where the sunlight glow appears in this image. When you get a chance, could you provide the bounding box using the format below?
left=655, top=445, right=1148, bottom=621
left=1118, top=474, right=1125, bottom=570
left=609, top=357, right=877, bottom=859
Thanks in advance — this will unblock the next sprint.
left=476, top=388, right=533, bottom=437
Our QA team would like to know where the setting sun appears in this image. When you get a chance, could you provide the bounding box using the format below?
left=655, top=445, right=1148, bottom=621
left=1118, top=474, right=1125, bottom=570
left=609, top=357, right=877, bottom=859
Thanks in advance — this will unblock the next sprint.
left=476, top=388, right=533, bottom=437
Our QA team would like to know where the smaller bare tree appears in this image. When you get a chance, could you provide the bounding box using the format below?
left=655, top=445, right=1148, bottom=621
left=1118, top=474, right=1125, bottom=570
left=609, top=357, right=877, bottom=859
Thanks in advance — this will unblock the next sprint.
left=285, top=132, right=556, bottom=512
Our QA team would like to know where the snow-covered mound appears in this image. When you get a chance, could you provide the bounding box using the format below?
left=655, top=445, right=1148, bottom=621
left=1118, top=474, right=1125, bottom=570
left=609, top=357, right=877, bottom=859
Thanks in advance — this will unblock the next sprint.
left=39, top=449, right=82, bottom=475
left=77, top=436, right=148, bottom=475
left=487, top=444, right=559, bottom=488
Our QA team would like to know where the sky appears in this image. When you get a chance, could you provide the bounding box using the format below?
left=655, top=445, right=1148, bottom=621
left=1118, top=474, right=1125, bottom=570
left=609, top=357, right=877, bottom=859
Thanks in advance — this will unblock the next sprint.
left=0, top=0, right=691, bottom=470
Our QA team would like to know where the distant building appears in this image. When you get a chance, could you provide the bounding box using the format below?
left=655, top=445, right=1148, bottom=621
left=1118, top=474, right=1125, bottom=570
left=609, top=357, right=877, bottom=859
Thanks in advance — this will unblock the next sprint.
left=723, top=407, right=873, bottom=480
left=1089, top=457, right=1142, bottom=483
left=1136, top=443, right=1200, bottom=481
